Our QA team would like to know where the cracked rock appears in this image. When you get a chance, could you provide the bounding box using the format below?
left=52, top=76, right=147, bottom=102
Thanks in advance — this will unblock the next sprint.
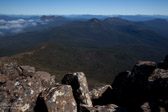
left=35, top=85, right=77, bottom=112
left=62, top=72, right=93, bottom=110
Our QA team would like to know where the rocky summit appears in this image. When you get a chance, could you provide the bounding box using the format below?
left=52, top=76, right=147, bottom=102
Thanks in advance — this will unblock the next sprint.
left=0, top=55, right=168, bottom=112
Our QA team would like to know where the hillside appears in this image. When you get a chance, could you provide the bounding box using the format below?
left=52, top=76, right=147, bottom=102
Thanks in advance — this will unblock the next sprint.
left=135, top=18, right=168, bottom=37
left=2, top=44, right=167, bottom=88
left=0, top=17, right=168, bottom=87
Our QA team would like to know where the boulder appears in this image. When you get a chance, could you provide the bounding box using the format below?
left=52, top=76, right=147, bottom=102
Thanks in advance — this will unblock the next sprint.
left=89, top=85, right=112, bottom=99
left=35, top=71, right=52, bottom=88
left=111, top=71, right=132, bottom=104
left=148, top=68, right=168, bottom=112
left=20, top=65, right=35, bottom=76
left=158, top=55, right=168, bottom=69
left=0, top=75, right=43, bottom=112
left=50, top=75, right=56, bottom=85
left=149, top=68, right=168, bottom=81
left=141, top=102, right=167, bottom=112
left=35, top=85, right=77, bottom=112
left=131, top=61, right=156, bottom=78
left=130, top=61, right=156, bottom=102
left=81, top=104, right=127, bottom=112
left=62, top=72, right=93, bottom=110
left=141, top=102, right=151, bottom=112
left=35, top=71, right=51, bottom=82
left=0, top=62, right=20, bottom=80
left=0, top=74, right=7, bottom=84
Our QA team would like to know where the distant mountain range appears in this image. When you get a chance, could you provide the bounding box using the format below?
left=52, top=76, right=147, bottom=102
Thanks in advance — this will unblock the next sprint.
left=0, top=16, right=168, bottom=87
left=1, top=14, right=168, bottom=21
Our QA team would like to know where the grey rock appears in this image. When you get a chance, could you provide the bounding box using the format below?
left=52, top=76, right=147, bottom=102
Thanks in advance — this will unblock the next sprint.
left=0, top=75, right=43, bottom=112
left=20, top=65, right=35, bottom=76
left=62, top=72, right=93, bottom=110
left=0, top=62, right=20, bottom=80
left=0, top=74, right=7, bottom=84
left=81, top=104, right=127, bottom=112
left=35, top=85, right=77, bottom=112
left=89, top=85, right=112, bottom=99
left=35, top=71, right=52, bottom=88
left=148, top=68, right=168, bottom=81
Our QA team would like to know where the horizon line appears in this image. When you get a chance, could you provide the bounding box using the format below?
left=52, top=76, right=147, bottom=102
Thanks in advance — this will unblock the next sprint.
left=0, top=14, right=168, bottom=16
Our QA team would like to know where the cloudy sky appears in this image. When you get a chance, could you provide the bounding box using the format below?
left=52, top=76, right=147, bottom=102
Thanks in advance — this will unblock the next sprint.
left=0, top=0, right=168, bottom=15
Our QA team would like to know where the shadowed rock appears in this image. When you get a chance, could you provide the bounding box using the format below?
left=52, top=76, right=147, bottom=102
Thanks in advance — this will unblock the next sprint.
left=131, top=61, right=156, bottom=79
left=158, top=55, right=168, bottom=69
left=147, top=68, right=168, bottom=112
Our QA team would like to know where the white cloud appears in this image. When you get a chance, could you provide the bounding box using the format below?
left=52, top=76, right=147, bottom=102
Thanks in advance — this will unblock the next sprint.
left=0, top=19, right=6, bottom=24
left=8, top=19, right=26, bottom=24
left=0, top=19, right=39, bottom=35
left=0, top=25, right=9, bottom=30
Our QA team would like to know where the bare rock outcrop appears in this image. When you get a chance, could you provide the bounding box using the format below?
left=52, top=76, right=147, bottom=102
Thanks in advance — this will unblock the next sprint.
left=20, top=65, right=35, bottom=76
left=34, top=85, right=77, bottom=112
left=158, top=55, right=168, bottom=69
left=62, top=72, right=93, bottom=111
left=89, top=85, right=112, bottom=99
left=0, top=62, right=20, bottom=80
left=35, top=71, right=52, bottom=88
left=81, top=104, right=127, bottom=112
left=0, top=62, right=78, bottom=112
left=91, top=56, right=168, bottom=112
left=0, top=72, right=43, bottom=112
left=0, top=54, right=168, bottom=112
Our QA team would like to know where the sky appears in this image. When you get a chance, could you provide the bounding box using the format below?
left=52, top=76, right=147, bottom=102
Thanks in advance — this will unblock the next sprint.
left=0, top=0, right=168, bottom=15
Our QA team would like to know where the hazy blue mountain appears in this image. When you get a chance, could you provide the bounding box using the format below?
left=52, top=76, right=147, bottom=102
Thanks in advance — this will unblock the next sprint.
left=135, top=18, right=168, bottom=37
left=64, top=14, right=168, bottom=21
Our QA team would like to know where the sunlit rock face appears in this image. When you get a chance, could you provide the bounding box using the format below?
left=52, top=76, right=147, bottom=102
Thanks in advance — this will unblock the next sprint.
left=35, top=85, right=77, bottom=112
left=0, top=62, right=43, bottom=112
left=62, top=72, right=93, bottom=111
